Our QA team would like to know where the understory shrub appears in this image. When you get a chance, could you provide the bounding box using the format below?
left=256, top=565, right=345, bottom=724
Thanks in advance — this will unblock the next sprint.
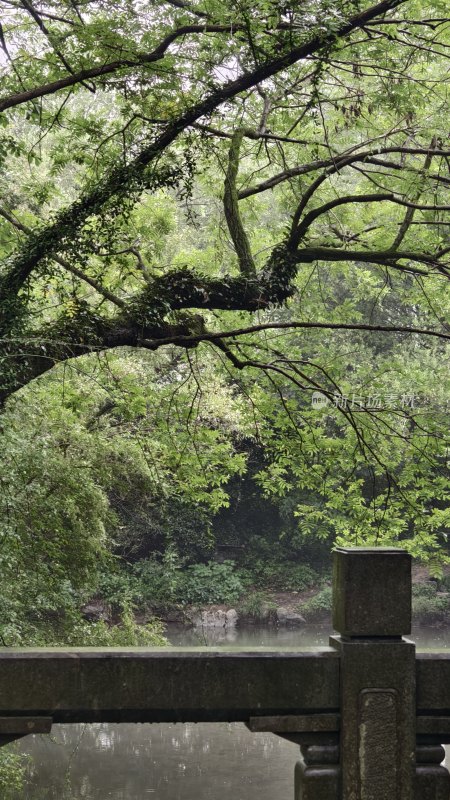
left=178, top=561, right=245, bottom=605
left=96, top=568, right=140, bottom=611
left=113, top=557, right=247, bottom=609
left=133, top=548, right=183, bottom=608
left=96, top=549, right=184, bottom=611
left=247, top=560, right=320, bottom=591
left=61, top=613, right=167, bottom=646
left=0, top=565, right=167, bottom=646
left=299, top=586, right=332, bottom=621
left=238, top=591, right=276, bottom=620
left=412, top=582, right=450, bottom=624
left=412, top=582, right=439, bottom=599
left=8, top=606, right=167, bottom=647
left=437, top=574, right=450, bottom=593
left=0, top=748, right=28, bottom=798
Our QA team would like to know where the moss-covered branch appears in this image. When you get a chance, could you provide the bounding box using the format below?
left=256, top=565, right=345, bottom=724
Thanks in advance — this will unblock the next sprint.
left=223, top=129, right=256, bottom=277
left=0, top=0, right=406, bottom=337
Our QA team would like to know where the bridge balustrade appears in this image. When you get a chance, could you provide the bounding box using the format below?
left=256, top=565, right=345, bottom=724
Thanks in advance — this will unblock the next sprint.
left=1, top=546, right=449, bottom=799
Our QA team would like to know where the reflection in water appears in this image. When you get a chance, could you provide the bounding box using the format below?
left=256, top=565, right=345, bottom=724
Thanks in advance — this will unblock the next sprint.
left=14, top=625, right=450, bottom=799
left=17, top=723, right=300, bottom=800
left=165, top=623, right=450, bottom=650
left=165, top=623, right=331, bottom=648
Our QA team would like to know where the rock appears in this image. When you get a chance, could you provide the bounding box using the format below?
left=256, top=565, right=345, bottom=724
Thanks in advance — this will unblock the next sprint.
left=189, top=608, right=239, bottom=629
left=276, top=607, right=289, bottom=622
left=225, top=609, right=238, bottom=626
left=284, top=612, right=306, bottom=626
left=276, top=607, right=306, bottom=626
left=81, top=600, right=110, bottom=623
left=193, top=610, right=227, bottom=628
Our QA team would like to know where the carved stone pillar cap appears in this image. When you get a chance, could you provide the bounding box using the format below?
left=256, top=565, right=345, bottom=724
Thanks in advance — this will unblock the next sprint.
left=332, top=547, right=412, bottom=637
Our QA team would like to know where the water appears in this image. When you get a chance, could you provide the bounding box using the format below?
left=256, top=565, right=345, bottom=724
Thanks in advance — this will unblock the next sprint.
left=15, top=722, right=300, bottom=800
left=13, top=625, right=450, bottom=799
left=165, top=622, right=331, bottom=648
left=165, top=622, right=450, bottom=650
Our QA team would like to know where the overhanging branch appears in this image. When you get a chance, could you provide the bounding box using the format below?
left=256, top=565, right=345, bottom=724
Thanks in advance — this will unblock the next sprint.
left=293, top=246, right=449, bottom=277
left=0, top=0, right=408, bottom=337
left=0, top=23, right=248, bottom=113
left=238, top=145, right=450, bottom=206
left=139, top=319, right=450, bottom=349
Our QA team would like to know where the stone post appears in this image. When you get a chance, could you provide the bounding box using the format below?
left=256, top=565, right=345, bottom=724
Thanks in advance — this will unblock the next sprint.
left=332, top=546, right=416, bottom=800
left=415, top=745, right=450, bottom=799
left=294, top=744, right=339, bottom=800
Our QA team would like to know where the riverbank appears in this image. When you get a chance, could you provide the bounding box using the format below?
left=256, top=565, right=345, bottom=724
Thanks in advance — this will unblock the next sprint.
left=83, top=562, right=450, bottom=634
left=154, top=566, right=450, bottom=629
left=152, top=567, right=450, bottom=632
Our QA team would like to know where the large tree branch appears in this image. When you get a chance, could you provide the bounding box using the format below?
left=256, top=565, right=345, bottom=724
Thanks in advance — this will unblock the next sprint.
left=2, top=309, right=448, bottom=410
left=18, top=0, right=80, bottom=79
left=0, top=0, right=407, bottom=337
left=292, top=246, right=449, bottom=276
left=0, top=305, right=207, bottom=404
left=0, top=207, right=125, bottom=308
left=289, top=193, right=393, bottom=247
left=162, top=0, right=210, bottom=19
left=120, top=244, right=449, bottom=329
left=0, top=258, right=301, bottom=404
left=391, top=142, right=436, bottom=249
left=0, top=23, right=249, bottom=113
left=289, top=189, right=450, bottom=250
left=140, top=320, right=450, bottom=349
left=238, top=146, right=450, bottom=200
left=223, top=129, right=256, bottom=277
left=194, top=122, right=322, bottom=148
left=289, top=191, right=450, bottom=249
left=4, top=231, right=447, bottom=405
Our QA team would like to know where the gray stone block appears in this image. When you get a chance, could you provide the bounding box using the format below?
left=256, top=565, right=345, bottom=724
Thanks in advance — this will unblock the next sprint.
left=332, top=546, right=411, bottom=637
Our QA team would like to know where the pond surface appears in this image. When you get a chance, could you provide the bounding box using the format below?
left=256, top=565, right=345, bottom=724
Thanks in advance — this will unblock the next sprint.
left=13, top=624, right=450, bottom=799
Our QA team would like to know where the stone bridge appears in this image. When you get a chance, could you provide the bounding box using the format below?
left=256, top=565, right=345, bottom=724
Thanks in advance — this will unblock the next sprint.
left=1, top=547, right=450, bottom=799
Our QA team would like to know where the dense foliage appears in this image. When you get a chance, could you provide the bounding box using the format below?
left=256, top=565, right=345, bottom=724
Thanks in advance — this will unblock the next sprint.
left=0, top=0, right=449, bottom=644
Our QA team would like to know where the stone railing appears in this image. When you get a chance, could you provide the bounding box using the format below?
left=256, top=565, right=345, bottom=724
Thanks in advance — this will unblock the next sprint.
left=1, top=546, right=449, bottom=799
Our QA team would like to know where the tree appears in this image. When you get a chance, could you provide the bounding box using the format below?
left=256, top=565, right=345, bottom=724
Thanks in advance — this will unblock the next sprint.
left=0, top=0, right=449, bottom=561
left=0, top=347, right=250, bottom=643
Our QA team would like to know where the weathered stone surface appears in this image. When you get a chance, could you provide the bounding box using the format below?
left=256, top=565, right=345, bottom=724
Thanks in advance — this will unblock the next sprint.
left=0, top=648, right=340, bottom=723
left=415, top=746, right=445, bottom=764
left=359, top=689, right=398, bottom=800
left=301, top=745, right=339, bottom=765
left=333, top=546, right=411, bottom=636
left=0, top=717, right=53, bottom=749
left=248, top=713, right=339, bottom=733
left=416, top=716, right=450, bottom=736
left=334, top=637, right=416, bottom=800
left=294, top=758, right=339, bottom=800
left=4, top=546, right=450, bottom=800
left=415, top=766, right=450, bottom=799
left=417, top=655, right=450, bottom=724
left=415, top=743, right=450, bottom=798
left=0, top=717, right=52, bottom=734
left=332, top=547, right=415, bottom=800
